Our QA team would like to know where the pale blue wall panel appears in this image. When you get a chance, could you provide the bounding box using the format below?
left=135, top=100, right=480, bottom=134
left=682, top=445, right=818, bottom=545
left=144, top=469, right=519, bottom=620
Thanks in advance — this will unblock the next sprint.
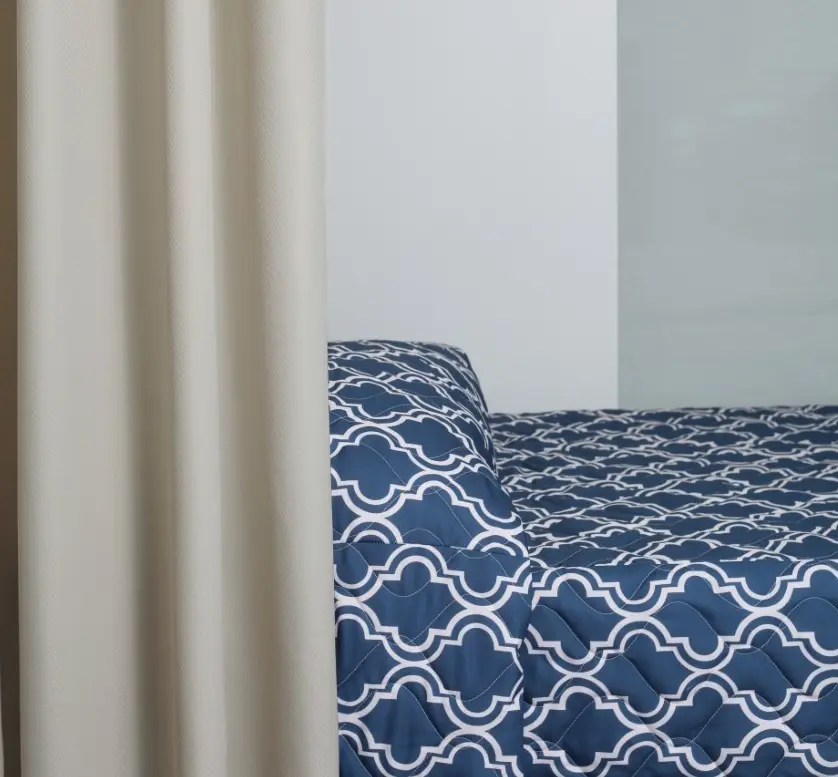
left=619, top=0, right=838, bottom=408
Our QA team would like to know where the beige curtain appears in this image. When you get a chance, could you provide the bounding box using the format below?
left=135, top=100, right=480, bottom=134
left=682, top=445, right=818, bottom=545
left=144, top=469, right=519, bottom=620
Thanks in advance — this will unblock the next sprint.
left=18, top=2, right=338, bottom=776
left=0, top=0, right=16, bottom=774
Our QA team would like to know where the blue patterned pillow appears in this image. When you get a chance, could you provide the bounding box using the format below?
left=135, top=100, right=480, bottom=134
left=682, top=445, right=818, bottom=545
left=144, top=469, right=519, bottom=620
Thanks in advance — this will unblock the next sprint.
left=329, top=340, right=524, bottom=554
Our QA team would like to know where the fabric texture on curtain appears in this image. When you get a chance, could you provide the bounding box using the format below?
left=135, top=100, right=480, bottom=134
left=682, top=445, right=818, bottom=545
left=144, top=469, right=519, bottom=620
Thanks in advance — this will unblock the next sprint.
left=0, top=0, right=17, bottom=770
left=18, top=1, right=339, bottom=776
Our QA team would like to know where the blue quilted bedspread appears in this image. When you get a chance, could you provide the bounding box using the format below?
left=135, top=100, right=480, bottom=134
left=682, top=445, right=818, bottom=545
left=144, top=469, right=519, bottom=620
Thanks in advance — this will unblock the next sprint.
left=330, top=341, right=838, bottom=777
left=492, top=406, right=838, bottom=777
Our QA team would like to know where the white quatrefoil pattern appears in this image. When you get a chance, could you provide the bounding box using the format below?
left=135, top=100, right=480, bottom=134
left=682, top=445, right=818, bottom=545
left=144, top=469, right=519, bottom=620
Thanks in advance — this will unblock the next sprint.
left=330, top=341, right=531, bottom=777
left=330, top=341, right=838, bottom=777
left=493, top=406, right=838, bottom=777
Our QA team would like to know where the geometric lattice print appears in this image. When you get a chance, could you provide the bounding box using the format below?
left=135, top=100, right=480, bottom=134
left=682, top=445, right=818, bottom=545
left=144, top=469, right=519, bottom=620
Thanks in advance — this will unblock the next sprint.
left=493, top=406, right=838, bottom=777
left=330, top=341, right=530, bottom=776
left=331, top=342, right=838, bottom=777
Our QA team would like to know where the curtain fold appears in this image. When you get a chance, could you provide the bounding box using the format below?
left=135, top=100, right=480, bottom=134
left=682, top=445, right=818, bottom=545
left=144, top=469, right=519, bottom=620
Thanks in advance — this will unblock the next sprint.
left=18, top=1, right=338, bottom=776
left=0, top=0, right=17, bottom=774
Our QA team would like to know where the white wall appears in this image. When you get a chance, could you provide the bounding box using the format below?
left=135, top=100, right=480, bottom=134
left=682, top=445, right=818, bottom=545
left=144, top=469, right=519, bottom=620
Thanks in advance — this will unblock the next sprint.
left=326, top=0, right=617, bottom=413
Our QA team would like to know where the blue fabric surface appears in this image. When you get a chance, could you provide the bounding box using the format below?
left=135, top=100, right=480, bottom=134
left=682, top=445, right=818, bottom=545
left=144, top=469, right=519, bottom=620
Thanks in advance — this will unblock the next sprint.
left=493, top=406, right=838, bottom=777
left=329, top=343, right=838, bottom=776
left=330, top=341, right=529, bottom=777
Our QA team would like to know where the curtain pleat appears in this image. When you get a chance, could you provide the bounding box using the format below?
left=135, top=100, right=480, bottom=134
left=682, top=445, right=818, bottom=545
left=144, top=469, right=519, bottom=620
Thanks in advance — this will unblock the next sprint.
left=18, top=2, right=338, bottom=776
left=0, top=0, right=17, bottom=773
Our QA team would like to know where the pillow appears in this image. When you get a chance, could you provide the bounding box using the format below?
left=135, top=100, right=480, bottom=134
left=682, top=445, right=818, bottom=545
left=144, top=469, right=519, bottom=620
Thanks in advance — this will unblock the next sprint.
left=328, top=340, right=524, bottom=554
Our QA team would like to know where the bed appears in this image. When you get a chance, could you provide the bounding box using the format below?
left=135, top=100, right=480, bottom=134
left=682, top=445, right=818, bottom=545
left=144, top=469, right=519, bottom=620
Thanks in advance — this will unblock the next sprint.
left=329, top=341, right=838, bottom=777
left=493, top=407, right=838, bottom=777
